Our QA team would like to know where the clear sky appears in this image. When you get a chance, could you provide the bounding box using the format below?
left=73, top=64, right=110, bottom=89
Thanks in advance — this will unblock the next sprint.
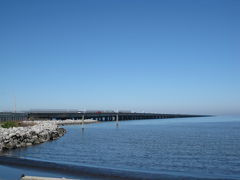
left=0, top=0, right=239, bottom=115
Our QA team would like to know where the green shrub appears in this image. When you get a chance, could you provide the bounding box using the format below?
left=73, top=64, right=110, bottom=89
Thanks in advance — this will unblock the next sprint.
left=1, top=121, right=18, bottom=128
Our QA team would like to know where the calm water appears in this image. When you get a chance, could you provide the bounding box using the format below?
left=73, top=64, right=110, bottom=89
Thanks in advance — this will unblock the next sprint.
left=6, top=116, right=240, bottom=179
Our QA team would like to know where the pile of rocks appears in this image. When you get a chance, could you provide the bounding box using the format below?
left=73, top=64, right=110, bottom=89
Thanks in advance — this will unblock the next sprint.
left=0, top=121, right=66, bottom=152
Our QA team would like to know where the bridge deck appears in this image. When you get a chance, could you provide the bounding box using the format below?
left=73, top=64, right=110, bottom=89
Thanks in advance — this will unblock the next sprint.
left=28, top=112, right=204, bottom=121
left=0, top=112, right=206, bottom=122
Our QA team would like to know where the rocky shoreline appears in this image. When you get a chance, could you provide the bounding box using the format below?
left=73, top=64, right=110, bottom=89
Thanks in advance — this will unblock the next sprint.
left=0, top=121, right=66, bottom=152
left=0, top=119, right=98, bottom=152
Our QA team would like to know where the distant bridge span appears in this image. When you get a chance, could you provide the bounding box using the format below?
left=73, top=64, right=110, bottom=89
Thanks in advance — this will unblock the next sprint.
left=28, top=112, right=205, bottom=121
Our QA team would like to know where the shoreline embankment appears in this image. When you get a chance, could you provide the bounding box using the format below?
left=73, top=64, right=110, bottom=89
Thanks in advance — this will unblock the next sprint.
left=0, top=119, right=98, bottom=152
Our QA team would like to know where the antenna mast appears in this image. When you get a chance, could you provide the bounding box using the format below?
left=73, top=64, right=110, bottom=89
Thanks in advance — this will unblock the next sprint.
left=14, top=96, right=16, bottom=113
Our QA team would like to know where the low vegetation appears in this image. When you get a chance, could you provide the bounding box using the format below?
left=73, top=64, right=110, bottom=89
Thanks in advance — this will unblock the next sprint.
left=1, top=121, right=19, bottom=128
left=0, top=121, right=37, bottom=128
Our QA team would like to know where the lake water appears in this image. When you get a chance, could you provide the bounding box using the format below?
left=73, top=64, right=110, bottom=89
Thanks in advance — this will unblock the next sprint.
left=5, top=116, right=240, bottom=179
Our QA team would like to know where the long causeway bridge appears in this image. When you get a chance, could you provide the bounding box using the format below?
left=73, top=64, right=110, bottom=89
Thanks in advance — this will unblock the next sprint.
left=0, top=111, right=205, bottom=122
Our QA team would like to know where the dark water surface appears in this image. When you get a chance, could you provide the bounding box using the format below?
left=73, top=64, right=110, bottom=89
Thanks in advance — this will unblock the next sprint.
left=5, top=116, right=240, bottom=179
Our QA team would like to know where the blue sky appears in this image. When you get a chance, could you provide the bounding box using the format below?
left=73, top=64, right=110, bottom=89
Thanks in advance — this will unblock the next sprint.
left=0, top=0, right=239, bottom=114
